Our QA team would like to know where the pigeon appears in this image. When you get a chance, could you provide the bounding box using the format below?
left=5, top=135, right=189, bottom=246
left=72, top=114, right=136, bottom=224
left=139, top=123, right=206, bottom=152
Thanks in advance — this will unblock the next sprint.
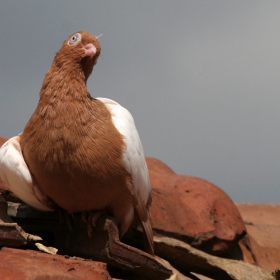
left=0, top=31, right=154, bottom=255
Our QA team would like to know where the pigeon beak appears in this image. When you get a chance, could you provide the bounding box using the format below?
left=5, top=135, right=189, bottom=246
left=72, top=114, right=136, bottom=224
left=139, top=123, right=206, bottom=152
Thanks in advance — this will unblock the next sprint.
left=84, top=44, right=97, bottom=58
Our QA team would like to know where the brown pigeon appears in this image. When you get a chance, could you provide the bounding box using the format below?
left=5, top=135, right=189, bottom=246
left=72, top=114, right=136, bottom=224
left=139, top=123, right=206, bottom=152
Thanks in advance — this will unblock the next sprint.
left=0, top=31, right=154, bottom=255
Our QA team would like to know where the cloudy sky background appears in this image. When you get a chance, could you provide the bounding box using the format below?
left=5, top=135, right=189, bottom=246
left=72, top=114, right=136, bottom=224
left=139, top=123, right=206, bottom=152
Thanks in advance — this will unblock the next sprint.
left=0, top=1, right=280, bottom=203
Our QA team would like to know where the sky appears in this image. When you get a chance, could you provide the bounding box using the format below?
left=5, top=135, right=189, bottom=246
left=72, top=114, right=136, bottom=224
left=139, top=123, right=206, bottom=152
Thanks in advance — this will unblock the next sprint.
left=0, top=1, right=280, bottom=203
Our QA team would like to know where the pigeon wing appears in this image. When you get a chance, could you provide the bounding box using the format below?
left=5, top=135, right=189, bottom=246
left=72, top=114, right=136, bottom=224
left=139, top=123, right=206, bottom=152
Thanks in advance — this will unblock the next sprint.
left=97, top=97, right=154, bottom=255
left=0, top=135, right=53, bottom=211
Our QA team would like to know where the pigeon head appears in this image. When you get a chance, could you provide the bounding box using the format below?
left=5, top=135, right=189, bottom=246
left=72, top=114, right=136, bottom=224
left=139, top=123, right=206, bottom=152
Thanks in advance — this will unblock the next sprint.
left=54, top=31, right=101, bottom=81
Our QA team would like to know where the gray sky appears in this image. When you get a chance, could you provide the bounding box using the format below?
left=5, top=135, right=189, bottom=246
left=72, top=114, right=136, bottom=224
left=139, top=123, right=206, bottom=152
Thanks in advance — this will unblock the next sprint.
left=1, top=1, right=280, bottom=203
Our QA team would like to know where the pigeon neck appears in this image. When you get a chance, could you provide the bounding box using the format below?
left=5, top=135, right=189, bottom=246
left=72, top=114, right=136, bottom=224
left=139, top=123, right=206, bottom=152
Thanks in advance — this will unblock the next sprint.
left=39, top=61, right=91, bottom=100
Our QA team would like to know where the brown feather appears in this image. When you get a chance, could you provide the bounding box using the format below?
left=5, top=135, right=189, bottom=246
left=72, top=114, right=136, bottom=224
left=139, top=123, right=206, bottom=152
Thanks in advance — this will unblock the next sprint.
left=133, top=189, right=154, bottom=255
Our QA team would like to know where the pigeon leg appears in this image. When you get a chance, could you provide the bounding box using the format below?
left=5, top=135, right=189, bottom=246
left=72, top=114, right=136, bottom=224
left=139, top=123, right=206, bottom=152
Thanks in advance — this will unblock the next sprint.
left=86, top=210, right=107, bottom=237
left=58, top=209, right=74, bottom=231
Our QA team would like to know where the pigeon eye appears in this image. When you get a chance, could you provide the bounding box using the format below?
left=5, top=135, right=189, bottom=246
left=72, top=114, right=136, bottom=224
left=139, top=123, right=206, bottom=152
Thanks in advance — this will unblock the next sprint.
left=68, top=33, right=81, bottom=45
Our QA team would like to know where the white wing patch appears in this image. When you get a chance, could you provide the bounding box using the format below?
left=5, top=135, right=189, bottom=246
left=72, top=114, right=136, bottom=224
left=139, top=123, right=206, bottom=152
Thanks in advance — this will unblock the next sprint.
left=97, top=98, right=151, bottom=206
left=0, top=135, right=53, bottom=211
